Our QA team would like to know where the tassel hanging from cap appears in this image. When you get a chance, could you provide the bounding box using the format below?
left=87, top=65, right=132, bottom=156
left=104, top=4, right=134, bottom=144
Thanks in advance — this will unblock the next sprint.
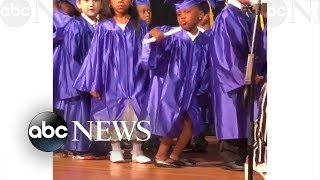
left=260, top=14, right=265, bottom=30
left=206, top=0, right=215, bottom=28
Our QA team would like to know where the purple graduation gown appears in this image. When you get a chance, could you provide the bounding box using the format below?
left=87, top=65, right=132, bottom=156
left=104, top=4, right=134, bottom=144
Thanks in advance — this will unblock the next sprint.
left=53, top=9, right=72, bottom=50
left=141, top=26, right=210, bottom=137
left=74, top=18, right=149, bottom=125
left=53, top=16, right=95, bottom=110
left=53, top=10, right=72, bottom=110
left=258, top=26, right=267, bottom=76
left=209, top=4, right=259, bottom=140
left=53, top=16, right=95, bottom=152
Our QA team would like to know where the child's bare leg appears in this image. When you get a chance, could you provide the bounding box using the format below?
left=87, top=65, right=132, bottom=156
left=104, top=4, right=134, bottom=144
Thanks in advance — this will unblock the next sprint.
left=170, top=116, right=193, bottom=161
left=155, top=137, right=173, bottom=161
left=154, top=137, right=182, bottom=168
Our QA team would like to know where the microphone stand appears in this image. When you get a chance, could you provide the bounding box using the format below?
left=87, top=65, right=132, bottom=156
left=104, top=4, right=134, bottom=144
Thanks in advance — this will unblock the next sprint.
left=243, top=1, right=262, bottom=180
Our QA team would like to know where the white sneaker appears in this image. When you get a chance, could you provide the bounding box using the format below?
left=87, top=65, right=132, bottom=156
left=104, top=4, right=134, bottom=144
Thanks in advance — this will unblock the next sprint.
left=132, top=153, right=151, bottom=164
left=110, top=150, right=125, bottom=163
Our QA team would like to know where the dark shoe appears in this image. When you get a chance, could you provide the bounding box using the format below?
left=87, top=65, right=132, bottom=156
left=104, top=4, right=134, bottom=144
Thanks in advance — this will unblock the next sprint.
left=222, top=161, right=244, bottom=171
left=142, top=138, right=160, bottom=151
left=179, top=158, right=197, bottom=166
left=192, top=141, right=208, bottom=153
left=120, top=140, right=132, bottom=149
left=154, top=159, right=181, bottom=168
left=183, top=142, right=193, bottom=152
left=194, top=135, right=208, bottom=147
left=171, top=159, right=186, bottom=166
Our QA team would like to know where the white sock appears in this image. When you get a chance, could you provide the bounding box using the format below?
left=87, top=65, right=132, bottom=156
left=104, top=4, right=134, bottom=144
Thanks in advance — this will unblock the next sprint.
left=111, top=141, right=122, bottom=151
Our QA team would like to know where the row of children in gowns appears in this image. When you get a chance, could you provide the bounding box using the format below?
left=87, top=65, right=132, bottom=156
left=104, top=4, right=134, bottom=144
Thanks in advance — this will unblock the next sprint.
left=53, top=0, right=267, bottom=168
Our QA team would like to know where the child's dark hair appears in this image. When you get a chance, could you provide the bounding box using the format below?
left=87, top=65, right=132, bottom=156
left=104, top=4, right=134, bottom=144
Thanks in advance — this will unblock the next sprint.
left=57, top=0, right=81, bottom=16
left=99, top=0, right=112, bottom=20
left=198, top=1, right=210, bottom=15
left=105, top=1, right=141, bottom=31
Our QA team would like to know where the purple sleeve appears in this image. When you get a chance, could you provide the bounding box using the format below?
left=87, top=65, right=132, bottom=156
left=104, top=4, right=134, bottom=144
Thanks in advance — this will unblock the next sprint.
left=210, top=13, right=251, bottom=93
left=53, top=10, right=72, bottom=42
left=140, top=26, right=174, bottom=70
left=73, top=25, right=105, bottom=92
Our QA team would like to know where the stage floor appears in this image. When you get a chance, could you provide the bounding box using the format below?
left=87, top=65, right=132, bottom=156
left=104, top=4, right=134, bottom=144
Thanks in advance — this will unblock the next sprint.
left=53, top=137, right=263, bottom=180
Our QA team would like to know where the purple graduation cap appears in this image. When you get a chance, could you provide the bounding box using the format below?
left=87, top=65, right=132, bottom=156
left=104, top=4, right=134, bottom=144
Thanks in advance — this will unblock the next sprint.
left=57, top=0, right=77, bottom=7
left=207, top=0, right=225, bottom=9
left=165, top=0, right=204, bottom=11
left=135, top=0, right=150, bottom=6
left=66, top=0, right=77, bottom=7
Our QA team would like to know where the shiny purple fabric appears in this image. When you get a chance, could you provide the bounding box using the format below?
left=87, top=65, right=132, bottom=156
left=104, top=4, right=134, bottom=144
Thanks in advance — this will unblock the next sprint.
left=136, top=0, right=150, bottom=6
left=54, top=16, right=95, bottom=110
left=74, top=19, right=149, bottom=125
left=165, top=0, right=204, bottom=11
left=141, top=26, right=210, bottom=137
left=53, top=9, right=72, bottom=50
left=53, top=16, right=96, bottom=152
left=208, top=4, right=259, bottom=140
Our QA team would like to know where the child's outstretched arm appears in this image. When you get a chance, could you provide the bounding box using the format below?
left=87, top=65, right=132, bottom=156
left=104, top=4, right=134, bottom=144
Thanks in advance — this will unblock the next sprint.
left=140, top=26, right=174, bottom=70
left=53, top=10, right=72, bottom=42
left=143, top=27, right=181, bottom=44
left=149, top=28, right=165, bottom=42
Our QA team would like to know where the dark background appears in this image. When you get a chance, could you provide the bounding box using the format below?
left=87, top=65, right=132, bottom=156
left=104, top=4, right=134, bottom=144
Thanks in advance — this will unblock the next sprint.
left=149, top=0, right=226, bottom=28
left=149, top=0, right=178, bottom=27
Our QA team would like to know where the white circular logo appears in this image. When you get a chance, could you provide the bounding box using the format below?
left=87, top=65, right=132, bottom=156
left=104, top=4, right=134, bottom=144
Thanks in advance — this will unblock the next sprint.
left=268, top=0, right=288, bottom=27
left=0, top=0, right=31, bottom=27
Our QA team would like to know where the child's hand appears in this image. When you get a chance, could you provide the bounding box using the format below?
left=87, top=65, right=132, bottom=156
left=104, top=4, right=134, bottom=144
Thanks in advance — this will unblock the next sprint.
left=149, top=28, right=165, bottom=41
left=90, top=91, right=101, bottom=100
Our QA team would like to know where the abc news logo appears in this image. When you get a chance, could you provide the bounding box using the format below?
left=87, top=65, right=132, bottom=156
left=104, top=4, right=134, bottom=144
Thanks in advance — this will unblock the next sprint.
left=28, top=112, right=68, bottom=152
left=28, top=112, right=151, bottom=152
left=0, top=0, right=31, bottom=27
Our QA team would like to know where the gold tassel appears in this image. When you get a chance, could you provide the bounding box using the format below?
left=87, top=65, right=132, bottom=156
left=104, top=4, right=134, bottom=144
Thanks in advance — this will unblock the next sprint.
left=260, top=14, right=265, bottom=30
left=206, top=0, right=215, bottom=28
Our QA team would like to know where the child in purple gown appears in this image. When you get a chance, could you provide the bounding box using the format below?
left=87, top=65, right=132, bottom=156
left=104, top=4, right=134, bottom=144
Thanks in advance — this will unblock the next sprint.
left=74, top=0, right=151, bottom=164
left=54, top=0, right=106, bottom=159
left=208, top=0, right=263, bottom=170
left=141, top=0, right=210, bottom=168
